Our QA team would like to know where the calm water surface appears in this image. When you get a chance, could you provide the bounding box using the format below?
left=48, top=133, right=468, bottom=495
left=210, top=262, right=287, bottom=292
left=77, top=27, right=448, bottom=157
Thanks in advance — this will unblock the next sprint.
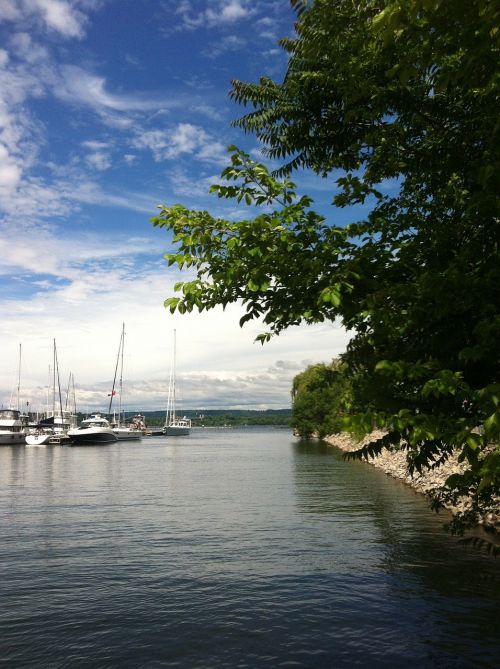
left=0, top=428, right=498, bottom=668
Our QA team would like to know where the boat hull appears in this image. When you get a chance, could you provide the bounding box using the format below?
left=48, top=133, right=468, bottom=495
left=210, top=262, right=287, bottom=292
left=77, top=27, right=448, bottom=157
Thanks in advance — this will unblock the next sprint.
left=164, top=426, right=191, bottom=436
left=0, top=432, right=26, bottom=445
left=26, top=433, right=52, bottom=446
left=113, top=428, right=142, bottom=441
left=68, top=427, right=118, bottom=445
left=26, top=432, right=71, bottom=446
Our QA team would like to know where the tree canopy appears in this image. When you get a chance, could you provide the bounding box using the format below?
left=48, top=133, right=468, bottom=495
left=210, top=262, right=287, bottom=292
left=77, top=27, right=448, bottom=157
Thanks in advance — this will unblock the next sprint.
left=152, top=0, right=500, bottom=534
left=291, top=360, right=352, bottom=438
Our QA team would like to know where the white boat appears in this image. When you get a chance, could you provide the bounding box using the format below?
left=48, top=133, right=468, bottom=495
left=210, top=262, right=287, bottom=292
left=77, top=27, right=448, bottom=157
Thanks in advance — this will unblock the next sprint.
left=111, top=424, right=142, bottom=441
left=163, top=329, right=191, bottom=436
left=25, top=429, right=71, bottom=446
left=26, top=412, right=75, bottom=445
left=108, top=323, right=142, bottom=442
left=0, top=409, right=27, bottom=445
left=164, top=416, right=191, bottom=436
left=67, top=413, right=118, bottom=444
left=1, top=345, right=27, bottom=445
left=26, top=340, right=75, bottom=446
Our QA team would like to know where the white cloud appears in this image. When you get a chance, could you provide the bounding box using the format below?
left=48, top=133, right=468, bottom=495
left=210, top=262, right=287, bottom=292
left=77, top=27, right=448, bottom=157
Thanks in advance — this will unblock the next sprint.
left=0, top=0, right=23, bottom=21
left=132, top=123, right=227, bottom=164
left=31, top=0, right=86, bottom=38
left=9, top=31, right=50, bottom=63
left=56, top=65, right=172, bottom=112
left=174, top=0, right=255, bottom=31
left=209, top=0, right=249, bottom=23
left=85, top=150, right=111, bottom=170
left=168, top=168, right=219, bottom=198
left=0, top=0, right=88, bottom=38
left=81, top=140, right=110, bottom=150
left=191, top=103, right=224, bottom=121
left=0, top=144, right=22, bottom=188
left=134, top=123, right=208, bottom=161
left=203, top=34, right=246, bottom=58
left=68, top=180, right=163, bottom=214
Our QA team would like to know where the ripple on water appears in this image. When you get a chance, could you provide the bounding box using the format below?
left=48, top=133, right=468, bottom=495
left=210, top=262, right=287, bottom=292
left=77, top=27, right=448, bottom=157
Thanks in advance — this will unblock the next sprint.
left=0, top=431, right=499, bottom=668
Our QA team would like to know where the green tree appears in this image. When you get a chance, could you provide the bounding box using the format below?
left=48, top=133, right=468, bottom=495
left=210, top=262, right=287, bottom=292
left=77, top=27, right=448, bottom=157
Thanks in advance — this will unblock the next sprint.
left=153, top=0, right=500, bottom=534
left=292, top=360, right=352, bottom=438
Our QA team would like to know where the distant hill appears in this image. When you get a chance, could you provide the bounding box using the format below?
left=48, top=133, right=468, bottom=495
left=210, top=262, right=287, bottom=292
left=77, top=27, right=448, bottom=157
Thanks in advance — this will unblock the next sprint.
left=76, top=409, right=292, bottom=427
left=146, top=409, right=291, bottom=427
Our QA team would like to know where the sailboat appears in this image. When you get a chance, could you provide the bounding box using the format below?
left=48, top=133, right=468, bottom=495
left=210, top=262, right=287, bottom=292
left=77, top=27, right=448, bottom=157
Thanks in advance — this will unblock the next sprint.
left=163, top=329, right=191, bottom=436
left=0, top=344, right=28, bottom=446
left=108, top=323, right=142, bottom=441
left=26, top=340, right=72, bottom=446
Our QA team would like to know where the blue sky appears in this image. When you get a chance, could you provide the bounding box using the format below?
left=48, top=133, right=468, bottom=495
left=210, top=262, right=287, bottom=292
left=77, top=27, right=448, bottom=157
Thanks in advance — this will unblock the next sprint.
left=0, top=0, right=351, bottom=413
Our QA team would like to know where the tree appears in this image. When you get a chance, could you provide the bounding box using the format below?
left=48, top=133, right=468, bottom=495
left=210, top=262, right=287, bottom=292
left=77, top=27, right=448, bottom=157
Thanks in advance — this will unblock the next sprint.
left=292, top=360, right=352, bottom=438
left=152, top=0, right=500, bottom=535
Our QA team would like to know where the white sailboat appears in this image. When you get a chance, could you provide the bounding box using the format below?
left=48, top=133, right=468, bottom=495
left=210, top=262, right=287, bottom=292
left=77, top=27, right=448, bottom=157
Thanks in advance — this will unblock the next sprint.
left=26, top=340, right=73, bottom=446
left=0, top=344, right=27, bottom=446
left=163, top=329, right=191, bottom=436
left=108, top=323, right=142, bottom=441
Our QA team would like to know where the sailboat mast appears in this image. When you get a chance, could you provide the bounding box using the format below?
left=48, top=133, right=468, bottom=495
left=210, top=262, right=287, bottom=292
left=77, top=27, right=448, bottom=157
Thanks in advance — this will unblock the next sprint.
left=173, top=329, right=177, bottom=422
left=54, top=340, right=64, bottom=424
left=119, top=323, right=124, bottom=424
left=65, top=373, right=71, bottom=411
left=17, top=343, right=21, bottom=412
left=52, top=339, right=56, bottom=417
left=71, top=374, right=77, bottom=416
left=108, top=324, right=123, bottom=417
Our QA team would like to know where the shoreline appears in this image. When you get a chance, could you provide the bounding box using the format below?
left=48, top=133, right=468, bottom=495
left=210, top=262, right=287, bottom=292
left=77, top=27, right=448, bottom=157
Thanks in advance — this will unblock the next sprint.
left=322, top=430, right=499, bottom=535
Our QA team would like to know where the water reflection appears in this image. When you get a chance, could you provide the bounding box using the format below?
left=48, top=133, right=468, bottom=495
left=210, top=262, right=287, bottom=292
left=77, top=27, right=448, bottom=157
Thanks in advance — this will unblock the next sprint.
left=0, top=432, right=499, bottom=668
left=292, top=437, right=500, bottom=666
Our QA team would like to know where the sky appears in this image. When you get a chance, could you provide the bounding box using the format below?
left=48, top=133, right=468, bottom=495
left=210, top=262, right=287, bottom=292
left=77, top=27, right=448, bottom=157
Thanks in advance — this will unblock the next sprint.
left=0, top=0, right=353, bottom=414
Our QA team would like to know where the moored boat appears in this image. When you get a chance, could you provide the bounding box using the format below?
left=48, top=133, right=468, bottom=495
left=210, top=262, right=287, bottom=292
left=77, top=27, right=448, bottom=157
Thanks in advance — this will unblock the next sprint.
left=163, top=330, right=191, bottom=437
left=107, top=324, right=142, bottom=442
left=0, top=409, right=26, bottom=445
left=164, top=416, right=191, bottom=436
left=26, top=429, right=71, bottom=446
left=110, top=422, right=142, bottom=441
left=67, top=413, right=117, bottom=445
left=26, top=340, right=75, bottom=446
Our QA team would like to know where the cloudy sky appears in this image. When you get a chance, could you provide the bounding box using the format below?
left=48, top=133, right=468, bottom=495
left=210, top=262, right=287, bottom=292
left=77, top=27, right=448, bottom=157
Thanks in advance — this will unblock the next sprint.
left=0, top=0, right=352, bottom=414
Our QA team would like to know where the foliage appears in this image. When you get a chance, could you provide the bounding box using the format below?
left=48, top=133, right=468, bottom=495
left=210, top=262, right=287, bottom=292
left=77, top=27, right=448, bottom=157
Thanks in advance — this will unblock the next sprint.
left=291, top=360, right=352, bottom=437
left=153, top=0, right=500, bottom=533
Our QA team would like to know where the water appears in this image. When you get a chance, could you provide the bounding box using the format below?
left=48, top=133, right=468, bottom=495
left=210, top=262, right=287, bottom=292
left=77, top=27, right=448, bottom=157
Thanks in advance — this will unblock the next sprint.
left=0, top=429, right=498, bottom=668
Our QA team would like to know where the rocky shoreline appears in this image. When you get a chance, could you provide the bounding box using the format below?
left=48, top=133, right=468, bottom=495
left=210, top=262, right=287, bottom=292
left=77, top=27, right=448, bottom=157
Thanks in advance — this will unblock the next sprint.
left=323, top=430, right=500, bottom=534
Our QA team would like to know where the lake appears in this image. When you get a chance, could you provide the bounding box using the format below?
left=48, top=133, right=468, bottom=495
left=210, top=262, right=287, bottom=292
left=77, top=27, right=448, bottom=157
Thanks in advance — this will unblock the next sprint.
left=0, top=428, right=498, bottom=668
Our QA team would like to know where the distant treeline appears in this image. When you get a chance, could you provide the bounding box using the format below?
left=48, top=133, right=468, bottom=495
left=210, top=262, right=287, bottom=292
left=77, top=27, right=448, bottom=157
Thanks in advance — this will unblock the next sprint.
left=78, top=409, right=291, bottom=427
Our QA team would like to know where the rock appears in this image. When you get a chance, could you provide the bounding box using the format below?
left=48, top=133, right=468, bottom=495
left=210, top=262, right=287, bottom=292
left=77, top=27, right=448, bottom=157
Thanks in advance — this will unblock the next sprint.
left=323, top=431, right=474, bottom=519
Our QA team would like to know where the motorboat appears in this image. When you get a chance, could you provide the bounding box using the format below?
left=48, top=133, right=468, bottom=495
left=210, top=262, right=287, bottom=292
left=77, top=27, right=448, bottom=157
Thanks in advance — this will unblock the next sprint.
left=67, top=413, right=117, bottom=445
left=0, top=409, right=26, bottom=445
left=110, top=420, right=142, bottom=441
